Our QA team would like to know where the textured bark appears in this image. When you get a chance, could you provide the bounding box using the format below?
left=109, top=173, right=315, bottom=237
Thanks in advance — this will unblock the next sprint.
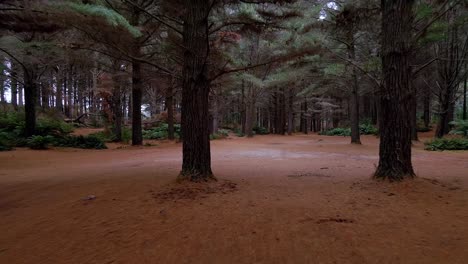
left=411, top=94, right=418, bottom=141
left=463, top=77, right=467, bottom=120
left=350, top=73, right=361, bottom=144
left=56, top=69, right=63, bottom=112
left=166, top=83, right=175, bottom=140
left=18, top=82, right=23, bottom=106
left=10, top=63, right=18, bottom=109
left=374, top=0, right=415, bottom=181
left=24, top=68, right=37, bottom=137
left=131, top=58, right=143, bottom=145
left=346, top=23, right=361, bottom=144
left=287, top=88, right=294, bottom=135
left=112, top=65, right=123, bottom=142
left=130, top=9, right=143, bottom=146
left=179, top=0, right=213, bottom=181
left=423, top=88, right=431, bottom=127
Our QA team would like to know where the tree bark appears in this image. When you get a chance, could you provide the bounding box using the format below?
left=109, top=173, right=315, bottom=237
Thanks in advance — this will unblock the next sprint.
left=56, top=68, right=63, bottom=112
left=423, top=87, right=431, bottom=127
left=10, top=62, right=18, bottom=109
left=24, top=67, right=37, bottom=137
left=350, top=73, right=361, bottom=144
left=18, top=82, right=23, bottom=106
left=131, top=58, right=143, bottom=145
left=166, top=81, right=175, bottom=140
left=463, top=76, right=467, bottom=120
left=179, top=0, right=213, bottom=181
left=374, top=0, right=415, bottom=181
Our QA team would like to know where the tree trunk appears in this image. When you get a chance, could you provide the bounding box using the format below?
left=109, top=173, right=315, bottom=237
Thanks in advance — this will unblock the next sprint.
left=131, top=58, right=143, bottom=145
left=303, top=99, right=308, bottom=134
left=411, top=94, right=418, bottom=141
left=179, top=0, right=213, bottom=181
left=10, top=63, right=18, bottom=109
left=350, top=74, right=361, bottom=144
left=166, top=82, right=175, bottom=140
left=463, top=76, right=467, bottom=120
left=245, top=98, right=255, bottom=137
left=374, top=0, right=415, bottom=181
left=287, top=88, right=294, bottom=135
left=56, top=69, right=63, bottom=112
left=347, top=28, right=361, bottom=144
left=18, top=82, right=23, bottom=106
left=24, top=68, right=37, bottom=137
left=211, top=96, right=219, bottom=135
left=423, top=88, right=431, bottom=127
left=435, top=92, right=454, bottom=138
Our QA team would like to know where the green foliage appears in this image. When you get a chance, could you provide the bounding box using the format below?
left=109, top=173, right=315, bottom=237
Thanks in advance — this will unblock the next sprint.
left=53, top=135, right=107, bottom=149
left=0, top=132, right=14, bottom=151
left=319, top=127, right=351, bottom=136
left=253, top=126, right=269, bottom=135
left=210, top=129, right=229, bottom=140
left=449, top=120, right=468, bottom=137
left=0, top=110, right=105, bottom=150
left=89, top=130, right=116, bottom=142
left=319, top=123, right=378, bottom=137
left=35, top=117, right=74, bottom=137
left=425, top=138, right=468, bottom=151
left=27, top=135, right=54, bottom=150
left=233, top=128, right=245, bottom=137
left=122, top=127, right=132, bottom=143
left=143, top=123, right=181, bottom=140
left=64, top=3, right=142, bottom=37
left=359, top=122, right=378, bottom=135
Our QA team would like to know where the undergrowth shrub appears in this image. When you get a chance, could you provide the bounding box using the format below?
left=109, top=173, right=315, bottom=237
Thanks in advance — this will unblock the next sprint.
left=319, top=123, right=378, bottom=136
left=0, top=132, right=14, bottom=151
left=53, top=135, right=107, bottom=149
left=143, top=123, right=181, bottom=140
left=253, top=126, right=269, bottom=135
left=319, top=127, right=351, bottom=136
left=210, top=129, right=229, bottom=140
left=27, top=135, right=54, bottom=150
left=449, top=120, right=468, bottom=137
left=424, top=138, right=468, bottom=151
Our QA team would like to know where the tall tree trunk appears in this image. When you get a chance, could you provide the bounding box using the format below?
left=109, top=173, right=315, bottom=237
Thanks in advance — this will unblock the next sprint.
left=303, top=99, right=308, bottom=134
left=112, top=92, right=123, bottom=142
left=166, top=81, right=175, bottom=140
left=435, top=92, right=454, bottom=138
left=350, top=75, right=361, bottom=144
left=423, top=88, right=431, bottom=127
left=411, top=94, right=418, bottom=141
left=179, top=0, right=213, bottom=181
left=463, top=76, right=467, bottom=120
left=56, top=69, right=63, bottom=112
left=245, top=97, right=255, bottom=137
left=287, top=88, right=294, bottom=135
left=131, top=58, right=143, bottom=145
left=24, top=67, right=37, bottom=137
left=18, top=82, right=23, bottom=106
left=67, top=66, right=73, bottom=118
left=11, top=62, right=18, bottom=109
left=374, top=0, right=415, bottom=181
left=211, top=96, right=219, bottom=135
left=347, top=28, right=361, bottom=144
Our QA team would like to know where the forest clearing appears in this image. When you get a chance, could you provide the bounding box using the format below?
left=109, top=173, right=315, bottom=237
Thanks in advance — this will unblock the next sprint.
left=1, top=132, right=467, bottom=264
left=1, top=0, right=468, bottom=263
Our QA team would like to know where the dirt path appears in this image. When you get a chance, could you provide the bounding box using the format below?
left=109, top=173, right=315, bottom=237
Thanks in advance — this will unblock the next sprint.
left=1, top=134, right=467, bottom=264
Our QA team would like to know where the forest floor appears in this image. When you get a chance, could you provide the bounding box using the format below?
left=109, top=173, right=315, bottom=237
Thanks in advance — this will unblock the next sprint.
left=1, top=131, right=468, bottom=264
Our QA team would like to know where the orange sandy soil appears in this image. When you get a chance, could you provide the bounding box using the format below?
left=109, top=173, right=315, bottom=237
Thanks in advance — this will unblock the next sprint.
left=1, top=132, right=468, bottom=264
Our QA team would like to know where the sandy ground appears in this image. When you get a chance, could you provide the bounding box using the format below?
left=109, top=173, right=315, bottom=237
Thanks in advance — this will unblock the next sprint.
left=0, top=132, right=467, bottom=264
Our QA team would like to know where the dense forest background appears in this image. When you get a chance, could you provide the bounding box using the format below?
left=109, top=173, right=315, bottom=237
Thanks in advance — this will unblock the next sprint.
left=1, top=0, right=467, bottom=181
